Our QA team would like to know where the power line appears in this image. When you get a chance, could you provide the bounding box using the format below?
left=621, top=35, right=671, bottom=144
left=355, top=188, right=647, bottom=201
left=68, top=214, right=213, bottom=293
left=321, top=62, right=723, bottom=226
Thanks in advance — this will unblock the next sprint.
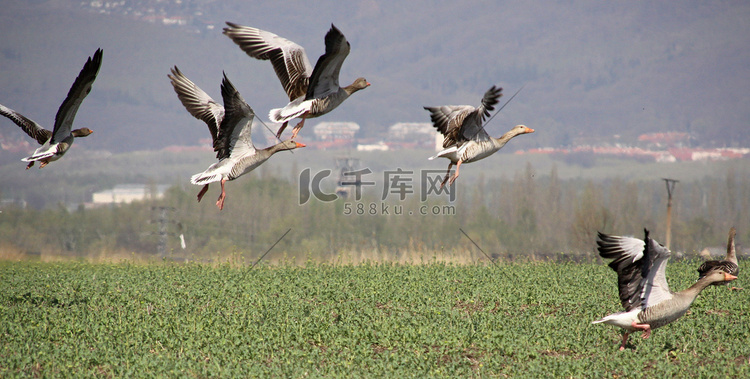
left=251, top=228, right=292, bottom=269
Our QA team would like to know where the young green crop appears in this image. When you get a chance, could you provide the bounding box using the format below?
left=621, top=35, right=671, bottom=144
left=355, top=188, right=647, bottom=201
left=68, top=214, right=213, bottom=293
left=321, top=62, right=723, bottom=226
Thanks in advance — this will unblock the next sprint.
left=0, top=260, right=748, bottom=377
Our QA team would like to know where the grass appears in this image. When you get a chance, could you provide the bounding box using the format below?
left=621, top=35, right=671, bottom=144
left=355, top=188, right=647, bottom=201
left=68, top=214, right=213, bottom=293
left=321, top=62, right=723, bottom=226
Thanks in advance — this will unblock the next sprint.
left=1, top=259, right=748, bottom=377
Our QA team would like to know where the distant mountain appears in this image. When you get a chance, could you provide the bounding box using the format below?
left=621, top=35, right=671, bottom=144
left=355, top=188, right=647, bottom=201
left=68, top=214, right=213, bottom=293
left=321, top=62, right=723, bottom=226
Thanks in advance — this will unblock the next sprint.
left=1, top=0, right=749, bottom=162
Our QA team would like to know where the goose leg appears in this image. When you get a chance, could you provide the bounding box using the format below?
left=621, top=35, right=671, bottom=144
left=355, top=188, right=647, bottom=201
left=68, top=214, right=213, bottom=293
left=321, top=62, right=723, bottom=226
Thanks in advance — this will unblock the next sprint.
left=26, top=161, right=35, bottom=169
left=448, top=160, right=463, bottom=186
left=196, top=184, right=210, bottom=202
left=275, top=121, right=289, bottom=139
left=290, top=116, right=307, bottom=140
left=440, top=163, right=454, bottom=188
left=215, top=179, right=227, bottom=210
left=39, top=159, right=50, bottom=169
left=631, top=321, right=651, bottom=339
left=619, top=332, right=630, bottom=351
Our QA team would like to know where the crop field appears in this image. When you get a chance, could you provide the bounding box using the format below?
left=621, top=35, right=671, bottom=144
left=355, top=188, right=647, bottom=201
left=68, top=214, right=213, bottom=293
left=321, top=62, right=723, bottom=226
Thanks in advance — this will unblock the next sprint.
left=1, top=260, right=748, bottom=377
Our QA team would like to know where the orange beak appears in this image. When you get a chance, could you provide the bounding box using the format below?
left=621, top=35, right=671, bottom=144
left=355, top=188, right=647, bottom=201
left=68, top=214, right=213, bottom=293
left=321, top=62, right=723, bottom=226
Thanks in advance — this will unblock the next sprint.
left=724, top=273, right=738, bottom=281
left=295, top=142, right=306, bottom=148
left=366, top=82, right=371, bottom=86
left=525, top=127, right=535, bottom=133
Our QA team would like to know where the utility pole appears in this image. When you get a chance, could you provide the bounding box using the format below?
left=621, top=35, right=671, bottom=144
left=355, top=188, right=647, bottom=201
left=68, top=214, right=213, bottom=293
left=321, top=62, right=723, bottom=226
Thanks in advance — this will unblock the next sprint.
left=662, top=178, right=679, bottom=250
left=151, top=206, right=177, bottom=258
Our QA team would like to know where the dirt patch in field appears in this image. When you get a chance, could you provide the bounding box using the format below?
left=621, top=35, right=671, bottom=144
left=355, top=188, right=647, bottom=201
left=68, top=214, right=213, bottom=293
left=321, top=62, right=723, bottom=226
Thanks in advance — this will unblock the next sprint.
left=454, top=299, right=485, bottom=314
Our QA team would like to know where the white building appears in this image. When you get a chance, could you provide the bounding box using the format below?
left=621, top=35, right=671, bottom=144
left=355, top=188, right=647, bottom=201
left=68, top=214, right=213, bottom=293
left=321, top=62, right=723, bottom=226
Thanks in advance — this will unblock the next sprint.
left=356, top=142, right=389, bottom=151
left=92, top=184, right=170, bottom=205
left=387, top=122, right=439, bottom=149
left=388, top=122, right=434, bottom=139
left=313, top=122, right=360, bottom=140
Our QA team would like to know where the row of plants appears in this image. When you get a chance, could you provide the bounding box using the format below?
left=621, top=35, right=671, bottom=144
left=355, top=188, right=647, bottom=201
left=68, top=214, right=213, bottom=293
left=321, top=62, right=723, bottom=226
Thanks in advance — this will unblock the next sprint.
left=1, top=260, right=747, bottom=377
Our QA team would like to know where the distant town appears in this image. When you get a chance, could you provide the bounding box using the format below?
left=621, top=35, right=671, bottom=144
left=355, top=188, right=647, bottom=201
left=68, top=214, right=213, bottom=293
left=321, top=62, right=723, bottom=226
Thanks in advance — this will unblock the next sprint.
left=159, top=122, right=750, bottom=163
left=3, top=120, right=748, bottom=164
left=81, top=0, right=227, bottom=34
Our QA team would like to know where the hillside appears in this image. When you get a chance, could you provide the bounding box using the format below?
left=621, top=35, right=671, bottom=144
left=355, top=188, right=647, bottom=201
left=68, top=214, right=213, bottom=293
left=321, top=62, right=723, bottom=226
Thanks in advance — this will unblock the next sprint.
left=1, top=0, right=749, bottom=161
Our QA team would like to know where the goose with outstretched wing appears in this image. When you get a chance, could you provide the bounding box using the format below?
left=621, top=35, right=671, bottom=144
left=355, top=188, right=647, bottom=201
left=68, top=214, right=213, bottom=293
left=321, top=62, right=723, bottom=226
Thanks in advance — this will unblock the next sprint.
left=0, top=49, right=102, bottom=169
left=594, top=229, right=737, bottom=350
left=169, top=67, right=305, bottom=210
left=425, top=85, right=533, bottom=187
left=223, top=22, right=369, bottom=139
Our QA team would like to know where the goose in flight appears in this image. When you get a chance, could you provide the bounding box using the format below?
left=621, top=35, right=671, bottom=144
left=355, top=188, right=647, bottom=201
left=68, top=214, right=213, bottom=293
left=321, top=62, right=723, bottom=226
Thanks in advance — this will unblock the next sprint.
left=0, top=49, right=102, bottom=169
left=169, top=67, right=305, bottom=210
left=425, top=85, right=533, bottom=187
left=223, top=22, right=369, bottom=139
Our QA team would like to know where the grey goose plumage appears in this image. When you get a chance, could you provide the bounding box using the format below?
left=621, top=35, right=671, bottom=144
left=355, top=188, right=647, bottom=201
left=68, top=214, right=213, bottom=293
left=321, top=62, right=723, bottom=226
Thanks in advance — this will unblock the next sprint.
left=425, top=86, right=534, bottom=187
left=222, top=22, right=369, bottom=139
left=0, top=48, right=102, bottom=169
left=594, top=229, right=737, bottom=350
left=168, top=67, right=305, bottom=210
left=697, top=227, right=739, bottom=283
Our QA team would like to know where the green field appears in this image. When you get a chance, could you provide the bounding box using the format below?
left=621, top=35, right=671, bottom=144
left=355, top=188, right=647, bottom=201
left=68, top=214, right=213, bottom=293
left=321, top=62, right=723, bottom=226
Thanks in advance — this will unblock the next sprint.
left=1, top=260, right=748, bottom=377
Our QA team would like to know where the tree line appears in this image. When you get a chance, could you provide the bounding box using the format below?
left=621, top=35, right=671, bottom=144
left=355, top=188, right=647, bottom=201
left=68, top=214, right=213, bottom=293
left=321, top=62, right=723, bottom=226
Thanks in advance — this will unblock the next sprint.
left=0, top=163, right=747, bottom=263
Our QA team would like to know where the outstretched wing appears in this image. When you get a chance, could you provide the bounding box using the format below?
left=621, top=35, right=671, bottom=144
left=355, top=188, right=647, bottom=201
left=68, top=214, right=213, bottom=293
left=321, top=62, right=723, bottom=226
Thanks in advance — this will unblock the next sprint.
left=0, top=103, right=51, bottom=145
left=424, top=105, right=475, bottom=148
left=306, top=24, right=350, bottom=100
left=223, top=22, right=312, bottom=101
left=424, top=86, right=502, bottom=148
left=456, top=85, right=502, bottom=143
left=50, top=48, right=103, bottom=144
left=216, top=72, right=255, bottom=161
left=639, top=229, right=673, bottom=308
left=597, top=231, right=647, bottom=311
left=168, top=66, right=224, bottom=145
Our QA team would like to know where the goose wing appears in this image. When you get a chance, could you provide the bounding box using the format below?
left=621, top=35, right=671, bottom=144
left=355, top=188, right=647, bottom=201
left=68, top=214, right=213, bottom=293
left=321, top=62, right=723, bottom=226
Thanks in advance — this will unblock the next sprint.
left=168, top=66, right=224, bottom=145
left=305, top=24, right=350, bottom=100
left=0, top=104, right=51, bottom=145
left=456, top=86, right=502, bottom=143
left=50, top=48, right=102, bottom=144
left=697, top=260, right=739, bottom=278
left=424, top=105, right=475, bottom=148
left=639, top=229, right=673, bottom=308
left=597, top=231, right=647, bottom=311
left=216, top=73, right=255, bottom=161
left=223, top=22, right=312, bottom=101
left=424, top=86, right=502, bottom=148
left=697, top=227, right=739, bottom=277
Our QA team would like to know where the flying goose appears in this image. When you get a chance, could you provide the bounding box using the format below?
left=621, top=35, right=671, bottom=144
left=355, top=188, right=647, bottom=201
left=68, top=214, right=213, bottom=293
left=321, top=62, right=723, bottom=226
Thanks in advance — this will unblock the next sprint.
left=425, top=86, right=534, bottom=187
left=594, top=229, right=737, bottom=350
left=168, top=67, right=305, bottom=210
left=698, top=227, right=741, bottom=290
left=0, top=49, right=102, bottom=169
left=222, top=22, right=369, bottom=139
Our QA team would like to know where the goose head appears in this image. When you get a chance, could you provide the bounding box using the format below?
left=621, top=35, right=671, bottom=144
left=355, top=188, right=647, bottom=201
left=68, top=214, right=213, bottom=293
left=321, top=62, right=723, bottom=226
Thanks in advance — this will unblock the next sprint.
left=703, top=270, right=738, bottom=284
left=496, top=125, right=534, bottom=145
left=510, top=125, right=534, bottom=136
left=71, top=128, right=93, bottom=137
left=278, top=140, right=306, bottom=151
left=345, top=77, right=370, bottom=94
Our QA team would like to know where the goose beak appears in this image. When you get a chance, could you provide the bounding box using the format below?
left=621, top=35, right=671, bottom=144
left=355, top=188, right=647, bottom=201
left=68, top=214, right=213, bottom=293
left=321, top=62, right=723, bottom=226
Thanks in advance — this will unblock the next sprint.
left=366, top=82, right=371, bottom=86
left=523, top=126, right=535, bottom=133
left=295, top=142, right=306, bottom=148
left=724, top=273, right=738, bottom=281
